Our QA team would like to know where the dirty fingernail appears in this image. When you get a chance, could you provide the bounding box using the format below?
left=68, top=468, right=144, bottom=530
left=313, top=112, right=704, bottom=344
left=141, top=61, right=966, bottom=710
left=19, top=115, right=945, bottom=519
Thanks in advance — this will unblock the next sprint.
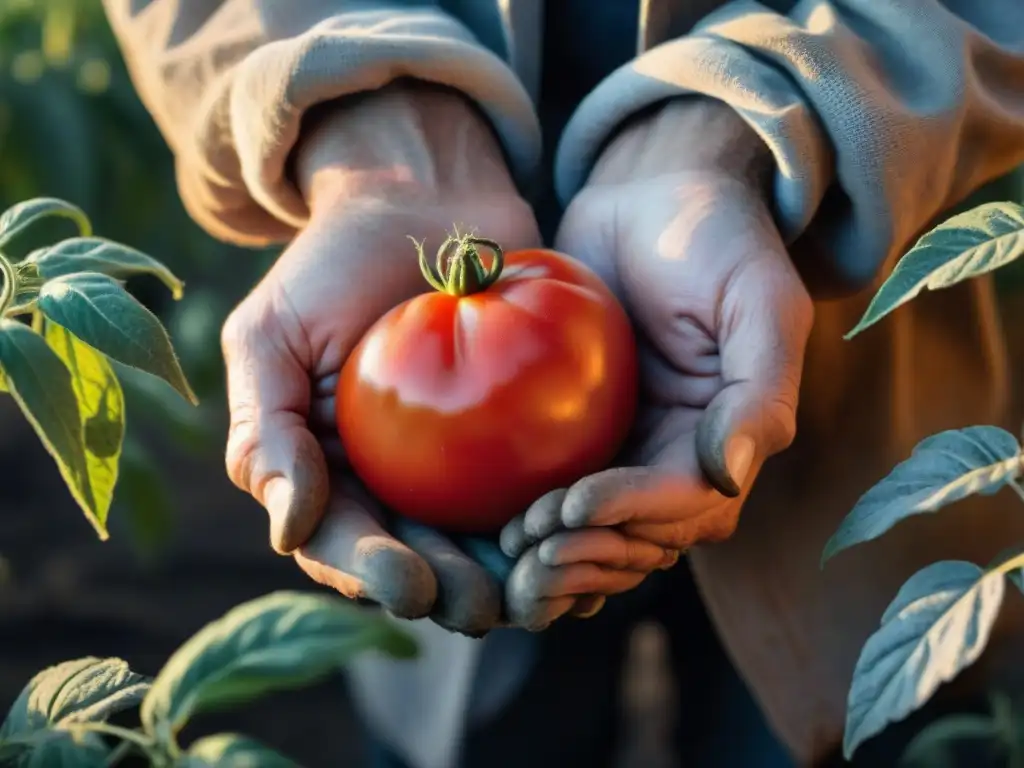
left=572, top=594, right=606, bottom=619
left=659, top=549, right=680, bottom=570
left=725, top=435, right=756, bottom=489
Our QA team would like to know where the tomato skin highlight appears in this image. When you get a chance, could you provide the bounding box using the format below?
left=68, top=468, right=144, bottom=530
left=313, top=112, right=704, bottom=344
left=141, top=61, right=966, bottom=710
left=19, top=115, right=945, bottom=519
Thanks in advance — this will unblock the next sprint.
left=337, top=246, right=637, bottom=533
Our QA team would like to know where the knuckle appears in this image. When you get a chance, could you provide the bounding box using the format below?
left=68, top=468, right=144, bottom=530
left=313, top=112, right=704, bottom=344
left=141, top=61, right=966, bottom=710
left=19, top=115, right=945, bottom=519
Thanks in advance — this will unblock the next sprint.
left=622, top=537, right=646, bottom=570
left=658, top=522, right=694, bottom=551
left=220, top=303, right=250, bottom=359
left=225, top=417, right=259, bottom=492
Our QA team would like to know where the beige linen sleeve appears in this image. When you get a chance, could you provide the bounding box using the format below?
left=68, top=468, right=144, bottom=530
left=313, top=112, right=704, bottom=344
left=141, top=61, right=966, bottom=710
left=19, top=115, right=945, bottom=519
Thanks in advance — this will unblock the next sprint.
left=555, top=0, right=1024, bottom=292
left=102, top=0, right=541, bottom=246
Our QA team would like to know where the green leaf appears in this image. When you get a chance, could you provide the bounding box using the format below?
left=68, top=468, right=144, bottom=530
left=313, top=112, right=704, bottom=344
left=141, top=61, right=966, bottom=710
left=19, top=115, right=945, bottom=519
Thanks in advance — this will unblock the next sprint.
left=27, top=237, right=184, bottom=300
left=0, top=197, right=91, bottom=249
left=822, top=427, right=1021, bottom=564
left=0, top=657, right=149, bottom=767
left=0, top=657, right=150, bottom=735
left=843, top=560, right=1009, bottom=758
left=0, top=319, right=101, bottom=537
left=0, top=364, right=7, bottom=392
left=37, top=272, right=197, bottom=405
left=178, top=734, right=297, bottom=768
left=0, top=728, right=108, bottom=768
left=141, top=592, right=417, bottom=740
left=45, top=323, right=125, bottom=536
left=848, top=202, right=1024, bottom=337
left=900, top=713, right=1001, bottom=767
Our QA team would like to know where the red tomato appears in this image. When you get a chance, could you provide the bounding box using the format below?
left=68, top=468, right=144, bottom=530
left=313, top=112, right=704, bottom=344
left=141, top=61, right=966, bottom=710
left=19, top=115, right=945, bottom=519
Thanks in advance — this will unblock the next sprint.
left=336, top=233, right=637, bottom=533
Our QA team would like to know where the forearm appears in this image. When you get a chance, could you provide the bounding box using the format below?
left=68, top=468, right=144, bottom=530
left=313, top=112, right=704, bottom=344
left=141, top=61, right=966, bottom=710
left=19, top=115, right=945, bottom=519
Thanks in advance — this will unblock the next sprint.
left=588, top=97, right=772, bottom=189
left=103, top=0, right=541, bottom=246
left=295, top=84, right=522, bottom=216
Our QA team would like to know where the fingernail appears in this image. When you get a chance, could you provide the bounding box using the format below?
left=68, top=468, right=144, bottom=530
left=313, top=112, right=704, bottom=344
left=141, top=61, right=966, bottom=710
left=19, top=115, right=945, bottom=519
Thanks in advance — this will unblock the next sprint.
left=537, top=539, right=560, bottom=566
left=725, top=435, right=756, bottom=488
left=264, top=476, right=294, bottom=552
left=659, top=549, right=680, bottom=570
left=573, top=595, right=606, bottom=619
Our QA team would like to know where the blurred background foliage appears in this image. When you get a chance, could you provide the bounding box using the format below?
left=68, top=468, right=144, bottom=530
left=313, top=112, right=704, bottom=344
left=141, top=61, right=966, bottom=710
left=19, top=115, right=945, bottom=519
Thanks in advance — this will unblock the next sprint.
left=0, top=0, right=277, bottom=560
left=0, top=0, right=1022, bottom=557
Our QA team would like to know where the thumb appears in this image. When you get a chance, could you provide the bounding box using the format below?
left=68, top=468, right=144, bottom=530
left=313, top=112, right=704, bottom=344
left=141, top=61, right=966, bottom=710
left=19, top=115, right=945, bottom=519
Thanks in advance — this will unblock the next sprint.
left=222, top=294, right=328, bottom=554
left=697, top=251, right=813, bottom=497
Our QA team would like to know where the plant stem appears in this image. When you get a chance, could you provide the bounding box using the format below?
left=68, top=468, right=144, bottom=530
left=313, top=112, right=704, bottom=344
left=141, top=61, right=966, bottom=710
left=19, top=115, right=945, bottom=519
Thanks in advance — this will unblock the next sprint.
left=412, top=231, right=505, bottom=297
left=0, top=252, right=14, bottom=316
left=1010, top=478, right=1024, bottom=506
left=71, top=721, right=154, bottom=750
left=104, top=738, right=136, bottom=767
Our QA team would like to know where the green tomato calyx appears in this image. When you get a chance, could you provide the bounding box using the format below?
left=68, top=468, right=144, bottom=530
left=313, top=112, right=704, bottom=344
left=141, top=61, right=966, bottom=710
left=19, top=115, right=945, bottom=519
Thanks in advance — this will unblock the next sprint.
left=412, top=230, right=505, bottom=297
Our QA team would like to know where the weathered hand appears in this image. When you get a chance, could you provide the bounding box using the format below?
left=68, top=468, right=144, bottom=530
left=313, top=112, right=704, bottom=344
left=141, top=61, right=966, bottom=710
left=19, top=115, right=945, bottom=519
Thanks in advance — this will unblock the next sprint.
left=221, top=86, right=540, bottom=635
left=500, top=99, right=814, bottom=629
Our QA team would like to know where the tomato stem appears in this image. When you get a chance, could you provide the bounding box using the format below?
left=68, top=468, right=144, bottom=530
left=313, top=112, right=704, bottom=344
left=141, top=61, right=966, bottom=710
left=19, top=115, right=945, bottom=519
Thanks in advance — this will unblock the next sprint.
left=411, top=231, right=504, bottom=297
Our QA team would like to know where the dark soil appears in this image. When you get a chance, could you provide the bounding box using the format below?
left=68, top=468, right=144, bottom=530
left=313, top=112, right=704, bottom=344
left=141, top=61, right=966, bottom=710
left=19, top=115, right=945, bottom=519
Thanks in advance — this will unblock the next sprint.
left=0, top=405, right=372, bottom=766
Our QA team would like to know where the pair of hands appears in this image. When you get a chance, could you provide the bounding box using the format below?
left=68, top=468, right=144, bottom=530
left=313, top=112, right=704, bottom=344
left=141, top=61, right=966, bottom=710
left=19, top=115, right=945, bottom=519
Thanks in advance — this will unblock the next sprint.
left=220, top=85, right=813, bottom=635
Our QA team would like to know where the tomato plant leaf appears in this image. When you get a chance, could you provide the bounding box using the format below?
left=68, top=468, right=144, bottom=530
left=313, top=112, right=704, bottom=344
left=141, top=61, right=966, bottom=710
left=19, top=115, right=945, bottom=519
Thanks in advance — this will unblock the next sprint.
left=0, top=197, right=91, bottom=249
left=141, top=591, right=417, bottom=740
left=45, top=324, right=125, bottom=536
left=0, top=319, right=102, bottom=536
left=843, top=560, right=1008, bottom=758
left=900, top=712, right=1001, bottom=768
left=178, top=734, right=297, bottom=768
left=848, top=202, right=1024, bottom=337
left=37, top=273, right=197, bottom=405
left=0, top=728, right=108, bottom=768
left=27, top=237, right=184, bottom=299
left=822, top=427, right=1021, bottom=564
left=0, top=657, right=150, bottom=735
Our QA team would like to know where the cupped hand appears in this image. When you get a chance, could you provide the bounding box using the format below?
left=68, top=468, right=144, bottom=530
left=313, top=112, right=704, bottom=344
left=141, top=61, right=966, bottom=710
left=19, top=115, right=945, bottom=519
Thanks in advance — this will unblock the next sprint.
left=500, top=98, right=814, bottom=629
left=220, top=86, right=542, bottom=635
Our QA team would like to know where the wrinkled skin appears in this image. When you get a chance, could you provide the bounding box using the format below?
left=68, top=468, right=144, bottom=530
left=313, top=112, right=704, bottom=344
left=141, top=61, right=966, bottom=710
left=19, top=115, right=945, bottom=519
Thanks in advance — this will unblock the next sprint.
left=499, top=98, right=815, bottom=630
left=221, top=85, right=615, bottom=634
left=221, top=87, right=813, bottom=636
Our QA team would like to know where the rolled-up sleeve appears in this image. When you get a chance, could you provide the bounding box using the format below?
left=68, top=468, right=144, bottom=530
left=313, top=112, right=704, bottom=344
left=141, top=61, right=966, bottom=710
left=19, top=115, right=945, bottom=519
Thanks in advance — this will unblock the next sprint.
left=102, top=0, right=542, bottom=246
left=554, top=0, right=1024, bottom=289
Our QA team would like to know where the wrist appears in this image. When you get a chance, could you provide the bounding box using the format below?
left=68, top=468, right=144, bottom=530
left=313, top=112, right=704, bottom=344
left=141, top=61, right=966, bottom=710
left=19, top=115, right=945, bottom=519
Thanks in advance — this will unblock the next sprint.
left=294, top=82, right=521, bottom=218
left=588, top=97, right=772, bottom=190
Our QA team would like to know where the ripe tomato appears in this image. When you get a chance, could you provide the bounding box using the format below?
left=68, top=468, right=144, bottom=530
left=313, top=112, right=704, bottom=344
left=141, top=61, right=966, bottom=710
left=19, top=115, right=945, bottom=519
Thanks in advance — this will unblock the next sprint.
left=336, top=233, right=637, bottom=533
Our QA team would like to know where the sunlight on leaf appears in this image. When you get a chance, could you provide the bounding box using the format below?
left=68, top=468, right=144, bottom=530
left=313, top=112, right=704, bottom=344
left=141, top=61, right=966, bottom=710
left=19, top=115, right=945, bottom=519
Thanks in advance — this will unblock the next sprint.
left=1, top=657, right=150, bottom=736
left=38, top=273, right=197, bottom=405
left=848, top=202, right=1024, bottom=337
left=45, top=323, right=124, bottom=536
left=0, top=658, right=148, bottom=768
left=141, top=592, right=417, bottom=741
left=843, top=553, right=1024, bottom=758
left=0, top=319, right=102, bottom=537
left=823, top=427, right=1021, bottom=563
left=0, top=197, right=91, bottom=249
left=180, top=734, right=297, bottom=768
left=28, top=237, right=184, bottom=299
